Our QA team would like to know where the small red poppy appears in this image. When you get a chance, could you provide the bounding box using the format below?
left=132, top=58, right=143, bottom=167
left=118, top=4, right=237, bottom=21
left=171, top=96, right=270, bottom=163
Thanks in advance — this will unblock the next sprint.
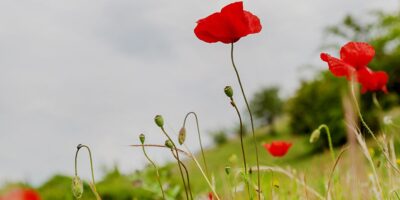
left=263, top=141, right=292, bottom=157
left=194, top=1, right=262, bottom=44
left=208, top=192, right=213, bottom=200
left=1, top=188, right=41, bottom=200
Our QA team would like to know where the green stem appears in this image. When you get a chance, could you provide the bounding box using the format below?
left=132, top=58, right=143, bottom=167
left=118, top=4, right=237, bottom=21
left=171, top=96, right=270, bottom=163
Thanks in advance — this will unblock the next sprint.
left=182, top=112, right=209, bottom=178
left=160, top=127, right=191, bottom=200
left=230, top=43, right=261, bottom=199
left=230, top=98, right=251, bottom=197
left=171, top=150, right=193, bottom=200
left=318, top=124, right=336, bottom=162
left=141, top=145, right=166, bottom=199
left=74, top=144, right=101, bottom=200
left=350, top=81, right=400, bottom=176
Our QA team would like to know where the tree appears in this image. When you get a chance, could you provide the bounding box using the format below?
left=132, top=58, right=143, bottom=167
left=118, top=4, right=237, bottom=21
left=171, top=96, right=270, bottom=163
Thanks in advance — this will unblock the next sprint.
left=250, top=86, right=283, bottom=127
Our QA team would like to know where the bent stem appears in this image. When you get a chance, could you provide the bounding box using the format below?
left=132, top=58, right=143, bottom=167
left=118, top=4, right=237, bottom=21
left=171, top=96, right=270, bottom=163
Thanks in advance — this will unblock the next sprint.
left=318, top=124, right=336, bottom=163
left=160, top=127, right=191, bottom=200
left=182, top=112, right=209, bottom=178
left=141, top=144, right=166, bottom=199
left=229, top=97, right=251, bottom=198
left=230, top=42, right=261, bottom=199
left=74, top=144, right=101, bottom=200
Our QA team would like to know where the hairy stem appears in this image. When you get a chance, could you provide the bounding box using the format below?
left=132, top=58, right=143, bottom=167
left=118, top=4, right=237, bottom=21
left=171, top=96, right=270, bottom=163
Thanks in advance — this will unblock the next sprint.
left=74, top=144, right=101, bottom=200
left=182, top=112, right=209, bottom=178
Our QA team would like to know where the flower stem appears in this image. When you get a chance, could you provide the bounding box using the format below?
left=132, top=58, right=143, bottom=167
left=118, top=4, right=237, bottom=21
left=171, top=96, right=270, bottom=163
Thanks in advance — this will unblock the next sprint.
left=160, top=127, right=191, bottom=200
left=229, top=98, right=251, bottom=197
left=230, top=43, right=261, bottom=199
left=171, top=150, right=193, bottom=200
left=74, top=144, right=101, bottom=200
left=141, top=144, right=166, bottom=199
left=182, top=112, right=209, bottom=178
left=318, top=124, right=336, bottom=163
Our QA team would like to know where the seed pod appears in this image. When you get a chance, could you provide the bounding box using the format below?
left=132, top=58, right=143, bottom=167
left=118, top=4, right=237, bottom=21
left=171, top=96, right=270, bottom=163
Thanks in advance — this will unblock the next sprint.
left=309, top=129, right=321, bottom=143
left=224, top=86, right=233, bottom=98
left=154, top=115, right=164, bottom=127
left=72, top=176, right=83, bottom=199
left=139, top=134, right=145, bottom=144
left=225, top=166, right=231, bottom=175
left=165, top=140, right=174, bottom=149
left=178, top=127, right=186, bottom=145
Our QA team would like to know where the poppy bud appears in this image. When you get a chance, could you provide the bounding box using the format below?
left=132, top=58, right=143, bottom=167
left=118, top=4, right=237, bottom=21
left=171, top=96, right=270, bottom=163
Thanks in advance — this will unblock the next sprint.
left=139, top=134, right=145, bottom=144
left=165, top=140, right=174, bottom=149
left=72, top=176, right=83, bottom=199
left=178, top=127, right=186, bottom=145
left=225, top=166, right=231, bottom=175
left=154, top=115, right=164, bottom=127
left=224, top=86, right=233, bottom=98
left=309, top=129, right=321, bottom=143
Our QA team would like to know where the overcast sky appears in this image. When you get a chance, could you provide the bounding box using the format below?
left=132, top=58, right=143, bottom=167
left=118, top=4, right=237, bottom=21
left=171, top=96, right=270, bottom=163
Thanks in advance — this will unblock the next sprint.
left=0, top=0, right=398, bottom=186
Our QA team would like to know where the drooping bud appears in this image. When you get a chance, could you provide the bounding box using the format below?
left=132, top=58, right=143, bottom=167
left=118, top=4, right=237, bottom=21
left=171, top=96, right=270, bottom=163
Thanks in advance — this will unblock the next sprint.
left=224, top=86, right=233, bottom=98
left=72, top=176, right=83, bottom=199
left=154, top=115, right=164, bottom=127
left=165, top=140, right=174, bottom=149
left=309, top=129, right=321, bottom=143
left=139, top=134, right=145, bottom=144
left=225, top=166, right=231, bottom=175
left=178, top=127, right=186, bottom=145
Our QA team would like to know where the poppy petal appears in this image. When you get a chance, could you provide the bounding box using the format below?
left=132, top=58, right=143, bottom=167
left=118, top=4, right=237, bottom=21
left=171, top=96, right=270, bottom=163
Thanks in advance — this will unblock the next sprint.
left=321, top=53, right=356, bottom=79
left=340, top=42, right=375, bottom=69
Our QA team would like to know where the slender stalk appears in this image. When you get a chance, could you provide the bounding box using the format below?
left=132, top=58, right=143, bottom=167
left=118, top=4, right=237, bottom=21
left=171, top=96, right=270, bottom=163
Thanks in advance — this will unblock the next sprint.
left=74, top=144, right=101, bottom=200
left=229, top=98, right=251, bottom=197
left=141, top=145, right=166, bottom=199
left=326, top=147, right=348, bottom=200
left=350, top=81, right=400, bottom=175
left=318, top=124, right=336, bottom=162
left=171, top=150, right=193, bottom=200
left=182, top=112, right=209, bottom=178
left=160, top=127, right=191, bottom=200
left=230, top=42, right=261, bottom=199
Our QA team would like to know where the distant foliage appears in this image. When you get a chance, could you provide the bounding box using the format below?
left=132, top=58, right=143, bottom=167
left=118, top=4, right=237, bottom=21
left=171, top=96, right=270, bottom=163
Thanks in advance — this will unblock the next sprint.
left=210, top=130, right=228, bottom=146
left=250, top=86, right=283, bottom=127
left=287, top=72, right=348, bottom=148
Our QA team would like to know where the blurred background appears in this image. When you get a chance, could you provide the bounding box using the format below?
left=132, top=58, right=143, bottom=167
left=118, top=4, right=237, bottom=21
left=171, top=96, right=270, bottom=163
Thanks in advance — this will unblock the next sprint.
left=1, top=0, right=399, bottom=199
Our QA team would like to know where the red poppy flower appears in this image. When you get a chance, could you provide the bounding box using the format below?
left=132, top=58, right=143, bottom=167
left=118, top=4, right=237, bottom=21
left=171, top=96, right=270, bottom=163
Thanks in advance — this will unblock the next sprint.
left=321, top=41, right=389, bottom=93
left=263, top=141, right=292, bottom=157
left=194, top=1, right=262, bottom=44
left=208, top=192, right=213, bottom=200
left=1, top=189, right=41, bottom=200
left=320, top=42, right=375, bottom=80
left=357, top=67, right=389, bottom=93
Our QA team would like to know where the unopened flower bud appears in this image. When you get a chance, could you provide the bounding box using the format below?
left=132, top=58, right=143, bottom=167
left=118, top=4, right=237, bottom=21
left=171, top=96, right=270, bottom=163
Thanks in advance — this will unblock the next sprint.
left=165, top=140, right=174, bottom=149
left=178, top=127, right=186, bottom=145
left=154, top=115, right=164, bottom=127
left=72, top=176, right=83, bottom=199
left=224, top=86, right=233, bottom=98
left=139, top=134, right=145, bottom=144
left=225, top=166, right=231, bottom=175
left=309, top=129, right=321, bottom=143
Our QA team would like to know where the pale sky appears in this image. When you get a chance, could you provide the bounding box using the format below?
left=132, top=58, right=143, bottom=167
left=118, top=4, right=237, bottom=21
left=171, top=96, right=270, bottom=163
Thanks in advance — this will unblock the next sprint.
left=0, top=0, right=398, bottom=185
